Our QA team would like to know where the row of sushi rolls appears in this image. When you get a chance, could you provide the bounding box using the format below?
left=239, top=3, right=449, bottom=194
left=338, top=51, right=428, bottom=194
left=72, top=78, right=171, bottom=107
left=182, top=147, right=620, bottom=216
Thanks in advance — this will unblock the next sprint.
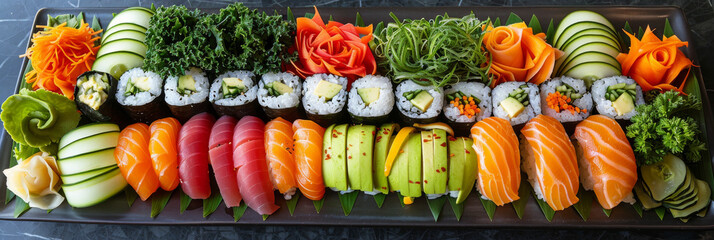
left=2, top=3, right=710, bottom=222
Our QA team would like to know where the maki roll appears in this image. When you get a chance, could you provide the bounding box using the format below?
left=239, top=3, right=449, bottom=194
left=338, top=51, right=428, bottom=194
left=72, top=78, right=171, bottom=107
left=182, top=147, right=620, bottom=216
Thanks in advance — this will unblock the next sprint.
left=74, top=71, right=127, bottom=125
left=540, top=76, right=592, bottom=124
left=164, top=67, right=211, bottom=122
left=116, top=68, right=170, bottom=123
left=347, top=75, right=394, bottom=124
left=302, top=74, right=348, bottom=127
left=395, top=81, right=443, bottom=125
left=443, top=82, right=491, bottom=136
left=258, top=72, right=302, bottom=122
left=591, top=76, right=644, bottom=120
left=210, top=71, right=259, bottom=119
left=492, top=82, right=540, bottom=126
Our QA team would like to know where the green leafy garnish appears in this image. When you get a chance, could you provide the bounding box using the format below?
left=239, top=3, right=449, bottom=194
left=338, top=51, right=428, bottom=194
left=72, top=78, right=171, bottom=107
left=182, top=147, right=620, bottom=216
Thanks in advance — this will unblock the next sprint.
left=663, top=18, right=675, bottom=38
left=373, top=193, right=387, bottom=208
left=505, top=12, right=523, bottom=25
left=545, top=19, right=555, bottom=45
left=479, top=195, right=497, bottom=221
left=511, top=180, right=530, bottom=219
left=626, top=90, right=706, bottom=165
left=179, top=189, right=192, bottom=214
left=143, top=5, right=204, bottom=78
left=633, top=201, right=644, bottom=218
left=233, top=204, right=248, bottom=222
left=13, top=198, right=30, bottom=218
left=528, top=14, right=542, bottom=34
left=603, top=208, right=613, bottom=217
left=447, top=196, right=464, bottom=221
left=338, top=191, right=359, bottom=216
left=150, top=190, right=173, bottom=218
left=124, top=187, right=138, bottom=207
left=655, top=206, right=666, bottom=220
left=313, top=198, right=325, bottom=213
left=47, top=12, right=85, bottom=28
left=426, top=196, right=446, bottom=221
left=286, top=192, right=300, bottom=216
left=262, top=214, right=269, bottom=221
left=202, top=190, right=222, bottom=218
left=572, top=187, right=594, bottom=221
left=533, top=193, right=555, bottom=222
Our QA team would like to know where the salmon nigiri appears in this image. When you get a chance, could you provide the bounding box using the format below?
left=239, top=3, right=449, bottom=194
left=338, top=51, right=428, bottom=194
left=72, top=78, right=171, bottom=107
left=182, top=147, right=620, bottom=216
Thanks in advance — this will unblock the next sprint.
left=573, top=115, right=637, bottom=209
left=292, top=119, right=326, bottom=201
left=115, top=123, right=160, bottom=201
left=149, top=117, right=182, bottom=191
left=208, top=116, right=242, bottom=207
left=470, top=117, right=521, bottom=206
left=265, top=117, right=298, bottom=200
left=233, top=116, right=279, bottom=215
left=520, top=114, right=579, bottom=210
left=178, top=113, right=215, bottom=199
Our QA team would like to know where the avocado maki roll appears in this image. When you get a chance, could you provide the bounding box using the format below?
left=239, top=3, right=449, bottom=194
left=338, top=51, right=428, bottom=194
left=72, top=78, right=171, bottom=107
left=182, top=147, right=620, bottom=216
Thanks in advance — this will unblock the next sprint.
left=302, top=74, right=348, bottom=127
left=443, top=82, right=491, bottom=136
left=74, top=71, right=127, bottom=125
left=116, top=68, right=170, bottom=123
left=395, top=81, right=443, bottom=125
left=591, top=76, right=645, bottom=120
left=210, top=70, right=259, bottom=119
left=540, top=76, right=593, bottom=123
left=347, top=75, right=394, bottom=125
left=164, top=67, right=211, bottom=122
left=258, top=72, right=302, bottom=122
left=492, top=82, right=541, bottom=126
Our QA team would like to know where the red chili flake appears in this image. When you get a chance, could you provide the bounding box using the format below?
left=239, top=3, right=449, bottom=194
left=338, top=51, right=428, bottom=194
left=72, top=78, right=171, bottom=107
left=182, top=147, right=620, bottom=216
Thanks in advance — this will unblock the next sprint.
left=348, top=155, right=352, bottom=159
left=440, top=142, right=447, bottom=147
left=337, top=131, right=343, bottom=135
left=332, top=129, right=338, bottom=134
left=349, top=144, right=353, bottom=147
left=423, top=139, right=431, bottom=143
left=346, top=147, right=349, bottom=151
left=415, top=181, right=420, bottom=184
left=448, top=136, right=457, bottom=141
left=449, top=153, right=455, bottom=157
left=371, top=131, right=376, bottom=135
left=424, top=180, right=428, bottom=184
left=399, top=150, right=404, bottom=153
left=381, top=187, right=387, bottom=190
left=465, top=149, right=471, bottom=154
left=332, top=134, right=338, bottom=138
left=436, top=169, right=441, bottom=173
left=435, top=136, right=441, bottom=139
left=324, top=150, right=328, bottom=154
left=456, top=188, right=461, bottom=191
left=360, top=141, right=363, bottom=144
left=408, top=180, right=413, bottom=184
left=433, top=133, right=437, bottom=137
left=376, top=136, right=383, bottom=142
left=325, top=154, right=331, bottom=160
left=383, top=130, right=390, bottom=135
left=441, top=167, right=446, bottom=172
left=362, top=152, right=366, bottom=156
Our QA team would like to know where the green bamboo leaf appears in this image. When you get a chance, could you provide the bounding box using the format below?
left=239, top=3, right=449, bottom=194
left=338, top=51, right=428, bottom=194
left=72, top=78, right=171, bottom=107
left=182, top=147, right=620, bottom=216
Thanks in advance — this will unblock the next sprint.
left=5, top=142, right=19, bottom=205
left=91, top=15, right=101, bottom=32
left=533, top=192, right=555, bottom=222
left=655, top=206, right=666, bottom=220
left=373, top=193, right=387, bottom=208
left=505, top=12, right=523, bottom=25
left=633, top=201, right=644, bottom=218
left=397, top=192, right=405, bottom=207
left=623, top=21, right=633, bottom=34
left=572, top=187, right=594, bottom=221
left=47, top=209, right=52, bottom=214
left=682, top=74, right=714, bottom=198
left=448, top=197, right=464, bottom=221
left=338, top=191, right=359, bottom=216
left=329, top=15, right=334, bottom=22
left=262, top=214, right=269, bottom=221
left=202, top=190, right=222, bottom=218
left=5, top=189, right=15, bottom=206
left=545, top=19, right=555, bottom=45
left=603, top=208, right=613, bottom=217
left=21, top=60, right=34, bottom=90
left=637, top=26, right=645, bottom=39
left=374, top=22, right=385, bottom=35
left=528, top=14, right=542, bottom=35
left=286, top=191, right=300, bottom=216
left=233, top=204, right=248, bottom=222
left=426, top=196, right=446, bottom=221
left=305, top=13, right=314, bottom=19
left=286, top=7, right=294, bottom=23
left=150, top=190, right=173, bottom=218
left=493, top=17, right=501, bottom=27
left=512, top=179, right=530, bottom=219
left=663, top=18, right=675, bottom=38
left=479, top=195, right=497, bottom=221
left=124, top=186, right=138, bottom=207
left=313, top=198, right=324, bottom=213
left=355, top=12, right=365, bottom=27
left=179, top=189, right=191, bottom=214
left=13, top=199, right=30, bottom=218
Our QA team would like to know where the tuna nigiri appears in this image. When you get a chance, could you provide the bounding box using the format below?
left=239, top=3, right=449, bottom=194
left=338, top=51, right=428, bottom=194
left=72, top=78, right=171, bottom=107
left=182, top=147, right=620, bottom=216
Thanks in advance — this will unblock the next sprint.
left=265, top=117, right=298, bottom=200
left=178, top=113, right=215, bottom=199
left=233, top=116, right=279, bottom=215
left=292, top=119, right=326, bottom=201
left=115, top=123, right=159, bottom=201
left=573, top=115, right=637, bottom=209
left=149, top=117, right=182, bottom=191
left=470, top=117, right=521, bottom=206
left=520, top=114, right=579, bottom=211
left=208, top=116, right=242, bottom=207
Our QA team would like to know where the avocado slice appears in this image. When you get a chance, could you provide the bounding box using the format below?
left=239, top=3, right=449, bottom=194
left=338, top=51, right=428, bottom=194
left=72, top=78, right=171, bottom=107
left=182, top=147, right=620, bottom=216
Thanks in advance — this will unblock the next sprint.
left=221, top=77, right=245, bottom=97
left=177, top=75, right=197, bottom=95
left=346, top=125, right=376, bottom=192
left=634, top=181, right=662, bottom=210
left=358, top=88, right=381, bottom=106
left=641, top=154, right=687, bottom=201
left=500, top=97, right=525, bottom=118
left=448, top=137, right=478, bottom=204
left=373, top=123, right=397, bottom=194
left=410, top=90, right=434, bottom=112
left=330, top=124, right=349, bottom=191
left=387, top=132, right=422, bottom=198
left=272, top=81, right=293, bottom=95
left=612, top=92, right=635, bottom=116
left=670, top=180, right=711, bottom=218
left=314, top=80, right=342, bottom=100
left=432, top=129, right=448, bottom=195
left=322, top=124, right=336, bottom=189
left=422, top=129, right=448, bottom=196
left=132, top=76, right=151, bottom=91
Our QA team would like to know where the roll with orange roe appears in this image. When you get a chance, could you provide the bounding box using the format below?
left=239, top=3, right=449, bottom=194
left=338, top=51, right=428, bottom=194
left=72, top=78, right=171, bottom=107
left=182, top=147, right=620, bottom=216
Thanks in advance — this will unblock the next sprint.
left=539, top=76, right=592, bottom=123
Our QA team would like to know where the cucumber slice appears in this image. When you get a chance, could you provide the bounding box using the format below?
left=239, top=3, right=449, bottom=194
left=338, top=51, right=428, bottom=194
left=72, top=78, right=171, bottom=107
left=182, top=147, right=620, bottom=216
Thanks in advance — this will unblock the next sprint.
left=92, top=51, right=144, bottom=79
left=101, top=29, right=146, bottom=45
left=641, top=154, right=688, bottom=201
left=553, top=10, right=618, bottom=45
left=62, top=167, right=127, bottom=208
left=96, top=39, right=147, bottom=59
left=61, top=165, right=117, bottom=185
left=58, top=131, right=119, bottom=159
left=555, top=42, right=621, bottom=73
left=557, top=52, right=621, bottom=77
left=634, top=181, right=661, bottom=210
left=103, top=23, right=147, bottom=41
left=670, top=180, right=711, bottom=218
left=57, top=148, right=116, bottom=175
left=563, top=62, right=621, bottom=85
left=58, top=123, right=119, bottom=149
left=106, top=8, right=153, bottom=30
left=665, top=169, right=696, bottom=201
left=554, top=22, right=619, bottom=49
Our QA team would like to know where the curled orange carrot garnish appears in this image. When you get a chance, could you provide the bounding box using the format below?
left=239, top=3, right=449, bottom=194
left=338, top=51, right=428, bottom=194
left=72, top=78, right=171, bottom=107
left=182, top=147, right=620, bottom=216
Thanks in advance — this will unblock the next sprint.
left=20, top=22, right=102, bottom=100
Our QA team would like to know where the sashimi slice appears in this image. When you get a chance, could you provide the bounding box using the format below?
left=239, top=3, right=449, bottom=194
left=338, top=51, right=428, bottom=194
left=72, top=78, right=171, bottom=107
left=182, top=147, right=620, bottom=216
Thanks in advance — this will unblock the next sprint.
left=115, top=123, right=159, bottom=201
left=470, top=117, right=521, bottom=206
left=265, top=117, right=298, bottom=199
left=208, top=116, right=242, bottom=207
left=149, top=117, right=182, bottom=191
left=293, top=119, right=326, bottom=201
left=233, top=116, right=279, bottom=215
left=178, top=113, right=215, bottom=199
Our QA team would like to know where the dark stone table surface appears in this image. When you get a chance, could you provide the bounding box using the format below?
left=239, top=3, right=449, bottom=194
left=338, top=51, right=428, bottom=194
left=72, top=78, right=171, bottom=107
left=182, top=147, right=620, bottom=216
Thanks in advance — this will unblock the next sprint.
left=0, top=0, right=713, bottom=239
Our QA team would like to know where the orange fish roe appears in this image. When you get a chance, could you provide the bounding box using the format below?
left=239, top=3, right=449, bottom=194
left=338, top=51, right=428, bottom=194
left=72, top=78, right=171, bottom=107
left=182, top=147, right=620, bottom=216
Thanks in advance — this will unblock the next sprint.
left=546, top=92, right=587, bottom=114
left=450, top=95, right=481, bottom=118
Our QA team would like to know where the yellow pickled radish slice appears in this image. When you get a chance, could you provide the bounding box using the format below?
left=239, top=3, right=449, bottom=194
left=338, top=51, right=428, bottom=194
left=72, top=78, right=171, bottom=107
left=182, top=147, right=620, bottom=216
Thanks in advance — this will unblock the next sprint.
left=383, top=127, right=416, bottom=177
left=403, top=196, right=414, bottom=205
left=413, top=122, right=454, bottom=136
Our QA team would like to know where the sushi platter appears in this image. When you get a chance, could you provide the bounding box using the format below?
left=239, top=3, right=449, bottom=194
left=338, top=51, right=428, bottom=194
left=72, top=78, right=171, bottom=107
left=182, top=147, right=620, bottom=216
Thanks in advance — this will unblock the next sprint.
left=1, top=6, right=714, bottom=229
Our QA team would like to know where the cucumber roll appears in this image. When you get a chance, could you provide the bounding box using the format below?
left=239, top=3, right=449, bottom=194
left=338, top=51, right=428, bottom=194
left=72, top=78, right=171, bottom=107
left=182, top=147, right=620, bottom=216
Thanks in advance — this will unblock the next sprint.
left=492, top=82, right=540, bottom=126
left=591, top=76, right=645, bottom=120
left=116, top=68, right=170, bottom=123
left=302, top=74, right=348, bottom=127
left=74, top=71, right=127, bottom=125
left=395, top=81, right=443, bottom=125
left=164, top=67, right=211, bottom=122
left=540, top=76, right=592, bottom=123
left=443, top=82, right=491, bottom=136
left=258, top=72, right=302, bottom=122
left=210, top=70, right=259, bottom=119
left=347, top=75, right=394, bottom=125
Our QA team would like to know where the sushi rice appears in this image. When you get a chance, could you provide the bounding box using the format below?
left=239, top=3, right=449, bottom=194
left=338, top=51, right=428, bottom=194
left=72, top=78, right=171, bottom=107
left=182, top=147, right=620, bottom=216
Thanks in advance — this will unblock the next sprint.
left=116, top=68, right=163, bottom=106
left=347, top=75, right=394, bottom=118
left=395, top=81, right=443, bottom=119
left=443, top=82, right=492, bottom=123
left=492, top=82, right=541, bottom=125
left=302, top=73, right=348, bottom=115
left=165, top=67, right=210, bottom=106
left=258, top=72, right=301, bottom=109
left=210, top=70, right=258, bottom=106
left=591, top=76, right=645, bottom=120
left=539, top=76, right=592, bottom=122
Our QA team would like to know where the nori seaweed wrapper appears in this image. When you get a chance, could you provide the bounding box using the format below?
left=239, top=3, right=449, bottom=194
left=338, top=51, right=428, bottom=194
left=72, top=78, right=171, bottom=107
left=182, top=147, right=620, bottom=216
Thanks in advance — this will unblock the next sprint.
left=74, top=71, right=130, bottom=127
left=212, top=99, right=261, bottom=120
left=349, top=112, right=393, bottom=125
left=262, top=105, right=304, bottom=123
left=443, top=117, right=475, bottom=137
left=397, top=110, right=439, bottom=126
left=120, top=93, right=172, bottom=124
left=169, top=100, right=212, bottom=123
left=306, top=109, right=347, bottom=128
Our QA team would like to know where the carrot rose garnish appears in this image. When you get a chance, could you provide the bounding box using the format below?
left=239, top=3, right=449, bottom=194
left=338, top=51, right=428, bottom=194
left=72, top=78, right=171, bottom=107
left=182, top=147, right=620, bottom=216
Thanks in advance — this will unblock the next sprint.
left=617, top=26, right=693, bottom=94
left=483, top=22, right=563, bottom=88
left=287, top=7, right=376, bottom=85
